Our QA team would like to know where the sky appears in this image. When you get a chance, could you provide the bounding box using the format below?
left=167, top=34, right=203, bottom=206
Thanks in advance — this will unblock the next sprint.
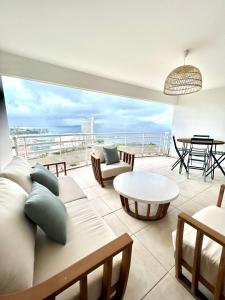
left=2, top=76, right=174, bottom=133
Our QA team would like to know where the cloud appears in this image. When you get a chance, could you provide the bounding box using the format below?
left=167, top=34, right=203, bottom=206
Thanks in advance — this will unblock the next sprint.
left=138, top=109, right=173, bottom=125
left=2, top=76, right=174, bottom=132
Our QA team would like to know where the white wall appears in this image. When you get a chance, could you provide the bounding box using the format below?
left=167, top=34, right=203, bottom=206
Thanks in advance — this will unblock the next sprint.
left=171, top=86, right=225, bottom=155
left=0, top=78, right=12, bottom=170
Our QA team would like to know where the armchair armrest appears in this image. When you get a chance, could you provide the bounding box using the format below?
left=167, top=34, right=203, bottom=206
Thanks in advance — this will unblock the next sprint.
left=91, top=154, right=104, bottom=187
left=32, top=161, right=67, bottom=177
left=217, top=184, right=225, bottom=207
left=0, top=234, right=133, bottom=300
left=118, top=150, right=135, bottom=170
left=175, top=212, right=225, bottom=299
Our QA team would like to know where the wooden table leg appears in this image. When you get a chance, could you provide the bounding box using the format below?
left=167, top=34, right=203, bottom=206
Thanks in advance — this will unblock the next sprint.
left=119, top=194, right=171, bottom=221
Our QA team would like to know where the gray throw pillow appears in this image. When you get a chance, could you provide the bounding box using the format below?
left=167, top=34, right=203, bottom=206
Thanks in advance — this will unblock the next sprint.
left=103, top=147, right=120, bottom=165
left=24, top=182, right=67, bottom=244
left=30, top=163, right=59, bottom=195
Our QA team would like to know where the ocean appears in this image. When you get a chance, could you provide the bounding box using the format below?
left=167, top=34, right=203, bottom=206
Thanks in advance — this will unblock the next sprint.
left=48, top=122, right=170, bottom=134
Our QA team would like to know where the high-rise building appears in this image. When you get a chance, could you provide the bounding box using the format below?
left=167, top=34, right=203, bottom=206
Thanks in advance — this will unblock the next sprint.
left=81, top=117, right=94, bottom=133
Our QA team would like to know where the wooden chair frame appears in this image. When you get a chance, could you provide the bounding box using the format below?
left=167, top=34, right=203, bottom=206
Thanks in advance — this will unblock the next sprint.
left=32, top=162, right=67, bottom=177
left=91, top=150, right=135, bottom=187
left=175, top=184, right=225, bottom=300
left=0, top=233, right=133, bottom=300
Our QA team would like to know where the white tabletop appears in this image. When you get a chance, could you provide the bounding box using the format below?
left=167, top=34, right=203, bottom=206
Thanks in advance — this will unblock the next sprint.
left=113, top=171, right=179, bottom=204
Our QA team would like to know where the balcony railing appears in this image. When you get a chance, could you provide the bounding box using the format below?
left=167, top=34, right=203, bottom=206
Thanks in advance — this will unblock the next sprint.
left=11, top=131, right=171, bottom=168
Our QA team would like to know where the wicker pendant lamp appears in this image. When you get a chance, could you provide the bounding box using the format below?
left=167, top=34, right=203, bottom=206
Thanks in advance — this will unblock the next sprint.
left=164, top=50, right=202, bottom=95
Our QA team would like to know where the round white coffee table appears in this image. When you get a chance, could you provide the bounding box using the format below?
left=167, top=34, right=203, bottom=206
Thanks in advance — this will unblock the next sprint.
left=113, top=171, right=179, bottom=221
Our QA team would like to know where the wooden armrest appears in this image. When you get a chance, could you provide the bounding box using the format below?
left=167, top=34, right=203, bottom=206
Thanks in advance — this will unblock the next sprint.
left=32, top=161, right=67, bottom=176
left=177, top=212, right=225, bottom=247
left=91, top=154, right=100, bottom=161
left=217, top=184, right=225, bottom=207
left=0, top=234, right=133, bottom=300
left=118, top=150, right=135, bottom=170
left=176, top=213, right=225, bottom=299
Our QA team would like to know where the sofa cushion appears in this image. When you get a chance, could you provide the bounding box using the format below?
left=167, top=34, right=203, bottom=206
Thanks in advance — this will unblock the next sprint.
left=25, top=182, right=67, bottom=244
left=172, top=205, right=225, bottom=289
left=58, top=176, right=86, bottom=203
left=101, top=161, right=132, bottom=179
left=31, top=163, right=59, bottom=195
left=0, top=156, right=32, bottom=192
left=33, top=198, right=121, bottom=300
left=92, top=144, right=114, bottom=163
left=0, top=178, right=36, bottom=293
left=103, top=146, right=120, bottom=165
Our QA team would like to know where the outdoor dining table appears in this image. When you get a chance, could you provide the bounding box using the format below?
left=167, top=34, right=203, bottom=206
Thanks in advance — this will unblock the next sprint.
left=177, top=138, right=225, bottom=177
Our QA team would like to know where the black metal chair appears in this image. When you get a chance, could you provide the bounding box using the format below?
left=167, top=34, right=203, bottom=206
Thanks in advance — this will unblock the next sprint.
left=206, top=149, right=225, bottom=179
left=187, top=138, right=214, bottom=181
left=193, top=135, right=210, bottom=138
left=171, top=136, right=188, bottom=174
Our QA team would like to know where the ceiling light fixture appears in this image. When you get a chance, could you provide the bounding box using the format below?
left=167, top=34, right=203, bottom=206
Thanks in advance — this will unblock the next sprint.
left=164, top=50, right=202, bottom=96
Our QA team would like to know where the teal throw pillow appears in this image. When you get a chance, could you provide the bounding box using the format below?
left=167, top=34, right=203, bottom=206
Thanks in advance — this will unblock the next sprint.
left=30, top=163, right=59, bottom=195
left=24, top=182, right=67, bottom=244
left=103, top=147, right=120, bottom=165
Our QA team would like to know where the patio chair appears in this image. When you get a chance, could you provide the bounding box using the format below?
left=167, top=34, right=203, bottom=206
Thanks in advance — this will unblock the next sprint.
left=171, top=136, right=188, bottom=174
left=91, top=145, right=135, bottom=187
left=187, top=138, right=214, bottom=180
left=173, top=184, right=225, bottom=300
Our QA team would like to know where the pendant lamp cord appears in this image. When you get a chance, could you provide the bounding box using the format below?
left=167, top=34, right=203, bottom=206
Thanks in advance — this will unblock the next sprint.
left=184, top=49, right=189, bottom=65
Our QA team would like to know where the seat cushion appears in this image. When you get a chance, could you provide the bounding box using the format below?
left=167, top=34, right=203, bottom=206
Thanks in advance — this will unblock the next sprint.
left=101, top=161, right=132, bottom=179
left=31, top=163, right=59, bottom=195
left=0, top=156, right=32, bottom=192
left=58, top=176, right=86, bottom=203
left=103, top=147, right=120, bottom=165
left=33, top=198, right=121, bottom=300
left=92, top=144, right=115, bottom=163
left=0, top=178, right=36, bottom=293
left=172, top=205, right=225, bottom=289
left=25, top=182, right=67, bottom=245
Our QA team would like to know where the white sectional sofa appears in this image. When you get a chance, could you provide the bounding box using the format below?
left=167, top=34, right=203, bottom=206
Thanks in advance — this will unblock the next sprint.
left=0, top=157, right=133, bottom=300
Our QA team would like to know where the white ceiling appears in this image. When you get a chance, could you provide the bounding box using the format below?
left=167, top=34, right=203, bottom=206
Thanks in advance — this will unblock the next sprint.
left=0, top=0, right=225, bottom=91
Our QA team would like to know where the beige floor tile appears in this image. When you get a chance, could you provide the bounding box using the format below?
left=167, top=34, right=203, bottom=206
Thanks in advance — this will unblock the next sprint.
left=135, top=209, right=180, bottom=271
left=167, top=171, right=188, bottom=183
left=178, top=180, right=210, bottom=198
left=178, top=200, right=203, bottom=216
left=124, top=236, right=166, bottom=300
left=103, top=212, right=131, bottom=236
left=143, top=273, right=194, bottom=300
left=115, top=208, right=149, bottom=234
left=102, top=193, right=122, bottom=211
left=171, top=194, right=189, bottom=208
left=191, top=185, right=221, bottom=207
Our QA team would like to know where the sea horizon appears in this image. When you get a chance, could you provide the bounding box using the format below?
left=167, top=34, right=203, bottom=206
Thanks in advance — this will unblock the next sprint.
left=10, top=123, right=171, bottom=135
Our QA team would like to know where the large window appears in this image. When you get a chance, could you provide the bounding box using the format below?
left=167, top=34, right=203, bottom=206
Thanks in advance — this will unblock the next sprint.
left=2, top=76, right=173, bottom=167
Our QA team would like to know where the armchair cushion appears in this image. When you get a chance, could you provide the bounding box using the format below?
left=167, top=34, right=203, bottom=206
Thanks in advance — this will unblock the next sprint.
left=0, top=178, right=36, bottom=293
left=0, top=156, right=32, bottom=193
left=31, top=163, right=59, bottom=195
left=101, top=161, right=132, bottom=179
left=172, top=205, right=225, bottom=289
left=92, top=144, right=115, bottom=163
left=103, top=146, right=120, bottom=165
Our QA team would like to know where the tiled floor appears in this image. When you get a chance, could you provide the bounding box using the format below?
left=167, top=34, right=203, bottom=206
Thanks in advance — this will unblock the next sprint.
left=68, top=156, right=225, bottom=300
